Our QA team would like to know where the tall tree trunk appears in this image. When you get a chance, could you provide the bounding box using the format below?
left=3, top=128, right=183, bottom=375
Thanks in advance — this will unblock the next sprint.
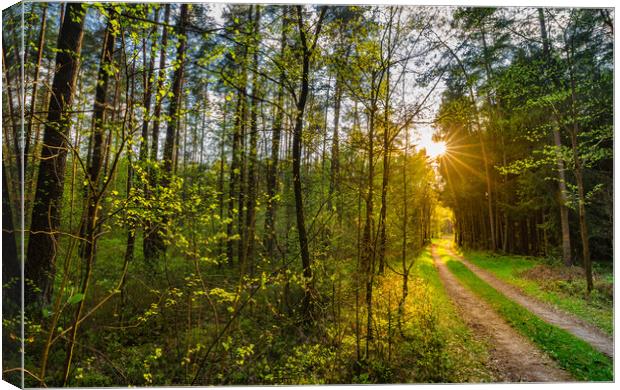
left=566, top=42, right=593, bottom=293
left=2, top=46, right=21, bottom=200
left=226, top=88, right=246, bottom=266
left=477, top=25, right=497, bottom=251
left=62, top=15, right=116, bottom=384
left=144, top=4, right=171, bottom=261
left=327, top=76, right=343, bottom=219
left=397, top=124, right=409, bottom=335
left=244, top=5, right=261, bottom=275
left=163, top=3, right=188, bottom=177
left=139, top=7, right=159, bottom=162
left=218, top=99, right=227, bottom=260
left=363, top=98, right=377, bottom=357
left=79, top=15, right=116, bottom=260
left=538, top=8, right=572, bottom=266
left=155, top=4, right=189, bottom=258
left=263, top=7, right=287, bottom=258
left=24, top=4, right=47, bottom=176
left=226, top=25, right=249, bottom=266
left=25, top=3, right=85, bottom=305
left=237, top=79, right=248, bottom=266
left=377, top=8, right=396, bottom=275
left=2, top=162, right=20, bottom=316
left=293, top=5, right=325, bottom=320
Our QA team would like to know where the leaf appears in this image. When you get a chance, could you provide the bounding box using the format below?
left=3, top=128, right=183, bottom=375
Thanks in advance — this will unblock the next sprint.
left=67, top=293, right=85, bottom=305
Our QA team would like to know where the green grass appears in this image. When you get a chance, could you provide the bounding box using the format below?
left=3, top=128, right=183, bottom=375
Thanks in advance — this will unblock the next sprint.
left=457, top=248, right=613, bottom=335
left=439, top=250, right=612, bottom=381
left=395, top=248, right=494, bottom=382
left=409, top=249, right=475, bottom=331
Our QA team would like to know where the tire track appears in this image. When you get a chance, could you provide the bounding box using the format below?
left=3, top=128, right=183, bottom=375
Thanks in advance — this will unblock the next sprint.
left=431, top=244, right=572, bottom=383
left=446, top=246, right=613, bottom=358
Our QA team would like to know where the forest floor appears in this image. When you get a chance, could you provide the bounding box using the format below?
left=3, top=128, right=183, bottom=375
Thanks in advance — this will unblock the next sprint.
left=431, top=243, right=572, bottom=382
left=443, top=243, right=614, bottom=358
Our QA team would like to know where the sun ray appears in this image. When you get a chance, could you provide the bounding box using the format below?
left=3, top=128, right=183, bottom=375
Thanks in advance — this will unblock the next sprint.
left=443, top=152, right=488, bottom=182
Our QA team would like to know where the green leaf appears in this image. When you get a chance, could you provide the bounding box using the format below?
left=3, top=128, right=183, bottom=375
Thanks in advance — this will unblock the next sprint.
left=67, top=293, right=85, bottom=305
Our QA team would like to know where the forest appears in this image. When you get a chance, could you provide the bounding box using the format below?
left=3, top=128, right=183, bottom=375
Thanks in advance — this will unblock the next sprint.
left=1, top=1, right=614, bottom=386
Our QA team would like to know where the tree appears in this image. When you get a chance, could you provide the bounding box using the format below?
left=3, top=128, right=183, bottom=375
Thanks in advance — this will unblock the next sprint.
left=26, top=3, right=86, bottom=305
left=144, top=4, right=171, bottom=262
left=292, top=5, right=326, bottom=319
left=264, top=6, right=288, bottom=258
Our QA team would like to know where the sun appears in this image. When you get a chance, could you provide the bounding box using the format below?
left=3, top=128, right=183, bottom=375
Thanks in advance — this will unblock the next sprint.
left=413, top=128, right=448, bottom=159
left=424, top=140, right=447, bottom=159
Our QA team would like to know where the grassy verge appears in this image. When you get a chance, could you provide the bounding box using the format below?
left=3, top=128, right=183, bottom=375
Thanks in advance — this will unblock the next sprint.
left=380, top=248, right=494, bottom=383
left=446, top=242, right=613, bottom=335
left=438, top=248, right=612, bottom=381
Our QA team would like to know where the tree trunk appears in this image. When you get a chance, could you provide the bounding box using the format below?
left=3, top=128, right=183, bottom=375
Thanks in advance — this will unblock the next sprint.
left=24, top=4, right=47, bottom=176
left=328, top=76, right=343, bottom=220
left=538, top=8, right=572, bottom=266
left=244, top=5, right=261, bottom=275
left=397, top=125, right=409, bottom=335
left=139, top=7, right=159, bottom=162
left=144, top=4, right=171, bottom=261
left=26, top=3, right=85, bottom=305
left=263, top=7, right=287, bottom=258
left=226, top=84, right=247, bottom=266
left=154, top=4, right=189, bottom=258
left=62, top=12, right=116, bottom=385
left=2, top=162, right=20, bottom=316
left=377, top=8, right=396, bottom=275
left=363, top=98, right=377, bottom=357
left=293, top=5, right=324, bottom=320
left=566, top=43, right=593, bottom=293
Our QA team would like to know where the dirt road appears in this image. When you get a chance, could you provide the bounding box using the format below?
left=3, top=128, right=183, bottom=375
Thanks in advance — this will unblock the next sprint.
left=445, top=246, right=614, bottom=358
left=431, top=244, right=572, bottom=382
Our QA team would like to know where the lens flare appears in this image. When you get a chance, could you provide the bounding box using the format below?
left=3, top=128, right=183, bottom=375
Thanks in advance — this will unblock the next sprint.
left=422, top=140, right=447, bottom=159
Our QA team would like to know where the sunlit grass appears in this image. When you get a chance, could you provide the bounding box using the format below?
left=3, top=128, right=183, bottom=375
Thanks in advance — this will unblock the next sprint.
left=374, top=248, right=494, bottom=383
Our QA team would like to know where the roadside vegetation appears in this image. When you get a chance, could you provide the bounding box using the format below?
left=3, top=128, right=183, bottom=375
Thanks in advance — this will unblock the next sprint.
left=378, top=248, right=494, bottom=383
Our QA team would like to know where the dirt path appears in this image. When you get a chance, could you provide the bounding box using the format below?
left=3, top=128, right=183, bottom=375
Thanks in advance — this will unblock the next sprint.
left=444, top=245, right=614, bottom=358
left=431, top=244, right=572, bottom=383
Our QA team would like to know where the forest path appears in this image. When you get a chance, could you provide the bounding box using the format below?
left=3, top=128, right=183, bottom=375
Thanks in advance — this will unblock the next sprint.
left=444, top=245, right=614, bottom=358
left=431, top=244, right=572, bottom=382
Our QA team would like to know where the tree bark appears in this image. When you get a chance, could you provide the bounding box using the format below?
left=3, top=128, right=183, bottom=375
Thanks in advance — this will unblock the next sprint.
left=327, top=76, right=343, bottom=219
left=26, top=3, right=85, bottom=305
left=226, top=12, right=250, bottom=266
left=139, top=7, right=159, bottom=162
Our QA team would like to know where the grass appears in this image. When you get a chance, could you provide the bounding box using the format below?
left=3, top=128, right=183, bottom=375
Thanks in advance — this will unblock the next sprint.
left=449, top=243, right=613, bottom=335
left=436, top=246, right=613, bottom=381
left=376, top=248, right=494, bottom=383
